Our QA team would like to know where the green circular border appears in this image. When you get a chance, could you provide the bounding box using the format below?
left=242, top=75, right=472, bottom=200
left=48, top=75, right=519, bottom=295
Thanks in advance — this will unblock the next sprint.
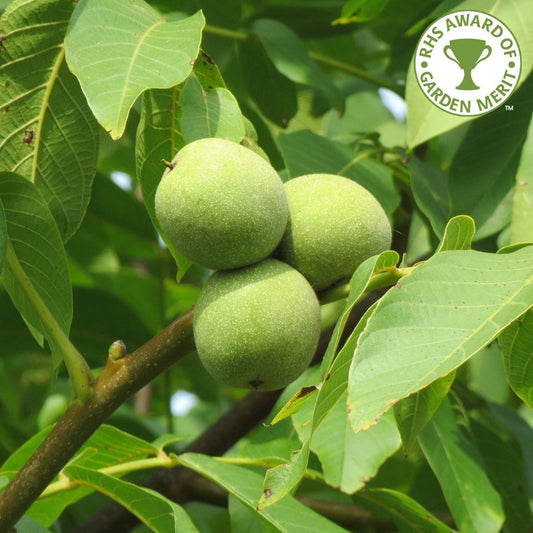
left=414, top=10, right=522, bottom=117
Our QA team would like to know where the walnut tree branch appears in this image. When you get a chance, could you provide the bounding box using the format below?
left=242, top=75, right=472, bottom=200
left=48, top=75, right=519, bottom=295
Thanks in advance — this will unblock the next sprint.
left=0, top=308, right=195, bottom=532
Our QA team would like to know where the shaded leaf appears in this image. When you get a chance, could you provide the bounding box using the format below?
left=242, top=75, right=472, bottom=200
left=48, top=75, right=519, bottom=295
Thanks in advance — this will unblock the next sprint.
left=489, top=404, right=533, bottom=497
left=0, top=172, right=72, bottom=364
left=251, top=19, right=343, bottom=112
left=510, top=117, right=533, bottom=244
left=419, top=398, right=504, bottom=532
left=408, top=157, right=449, bottom=238
left=70, top=287, right=152, bottom=360
left=179, top=453, right=349, bottom=533
left=334, top=0, right=390, bottom=24
left=0, top=199, right=5, bottom=273
left=448, top=74, right=533, bottom=236
left=312, top=405, right=400, bottom=493
left=64, top=465, right=198, bottom=532
left=65, top=0, right=204, bottom=139
left=394, top=372, right=455, bottom=456
left=0, top=0, right=99, bottom=241
left=470, top=419, right=533, bottom=533
left=356, top=488, right=454, bottom=532
left=239, top=38, right=297, bottom=128
left=348, top=247, right=533, bottom=432
left=180, top=75, right=245, bottom=143
left=499, top=310, right=533, bottom=408
left=278, top=130, right=400, bottom=216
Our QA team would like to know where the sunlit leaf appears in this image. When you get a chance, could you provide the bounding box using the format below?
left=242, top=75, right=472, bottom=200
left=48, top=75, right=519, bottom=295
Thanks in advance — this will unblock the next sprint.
left=348, top=247, right=533, bottom=432
left=65, top=0, right=204, bottom=139
left=0, top=0, right=99, bottom=241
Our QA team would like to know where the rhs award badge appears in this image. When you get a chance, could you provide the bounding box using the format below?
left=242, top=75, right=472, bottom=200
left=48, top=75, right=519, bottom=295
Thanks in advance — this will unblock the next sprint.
left=414, top=10, right=521, bottom=116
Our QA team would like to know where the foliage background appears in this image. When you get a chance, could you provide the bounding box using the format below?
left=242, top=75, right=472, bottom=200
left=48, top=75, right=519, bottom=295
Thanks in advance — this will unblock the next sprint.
left=0, top=0, right=532, bottom=531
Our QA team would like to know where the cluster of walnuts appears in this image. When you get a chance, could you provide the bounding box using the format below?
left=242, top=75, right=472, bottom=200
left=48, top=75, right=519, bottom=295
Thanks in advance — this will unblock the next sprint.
left=155, top=138, right=391, bottom=391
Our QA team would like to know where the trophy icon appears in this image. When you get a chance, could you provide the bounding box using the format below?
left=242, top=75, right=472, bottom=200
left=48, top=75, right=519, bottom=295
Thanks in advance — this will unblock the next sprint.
left=443, top=39, right=492, bottom=90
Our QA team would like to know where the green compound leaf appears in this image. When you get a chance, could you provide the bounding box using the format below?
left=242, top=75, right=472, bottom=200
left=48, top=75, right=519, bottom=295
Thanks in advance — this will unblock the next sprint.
left=0, top=0, right=99, bottom=241
left=65, top=0, right=205, bottom=139
left=63, top=465, right=198, bottom=533
left=499, top=309, right=533, bottom=408
left=348, top=246, right=533, bottom=432
left=0, top=172, right=72, bottom=363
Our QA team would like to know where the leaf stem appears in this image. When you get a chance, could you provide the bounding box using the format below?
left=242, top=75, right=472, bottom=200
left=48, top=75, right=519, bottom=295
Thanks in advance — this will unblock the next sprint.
left=5, top=242, right=93, bottom=401
left=40, top=454, right=180, bottom=498
left=202, top=24, right=403, bottom=95
left=319, top=265, right=413, bottom=304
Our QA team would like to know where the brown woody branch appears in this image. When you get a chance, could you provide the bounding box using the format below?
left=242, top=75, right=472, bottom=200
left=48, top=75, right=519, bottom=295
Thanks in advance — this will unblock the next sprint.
left=0, top=308, right=195, bottom=531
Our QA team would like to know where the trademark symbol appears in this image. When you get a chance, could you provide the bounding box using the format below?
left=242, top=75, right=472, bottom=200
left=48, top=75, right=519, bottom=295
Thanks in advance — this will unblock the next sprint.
left=505, top=105, right=514, bottom=111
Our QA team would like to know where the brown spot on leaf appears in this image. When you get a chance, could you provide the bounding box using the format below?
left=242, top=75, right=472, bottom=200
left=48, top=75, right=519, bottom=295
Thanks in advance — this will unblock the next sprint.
left=263, top=488, right=273, bottom=499
left=395, top=282, right=402, bottom=289
left=22, top=127, right=33, bottom=145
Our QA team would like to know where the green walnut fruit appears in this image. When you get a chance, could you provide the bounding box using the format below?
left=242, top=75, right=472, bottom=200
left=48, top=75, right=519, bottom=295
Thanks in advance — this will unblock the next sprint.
left=155, top=137, right=288, bottom=270
left=277, top=173, right=391, bottom=291
left=193, top=258, right=321, bottom=391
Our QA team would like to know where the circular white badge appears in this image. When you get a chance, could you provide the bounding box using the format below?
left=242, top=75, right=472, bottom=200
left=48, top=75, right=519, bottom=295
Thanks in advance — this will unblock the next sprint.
left=414, top=10, right=521, bottom=116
